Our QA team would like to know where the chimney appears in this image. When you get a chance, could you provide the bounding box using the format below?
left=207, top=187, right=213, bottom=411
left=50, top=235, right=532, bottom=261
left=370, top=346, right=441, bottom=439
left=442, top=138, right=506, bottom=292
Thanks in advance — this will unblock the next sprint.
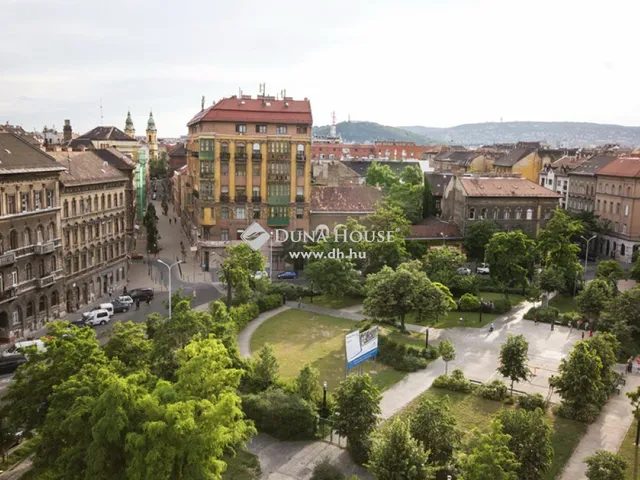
left=63, top=119, right=72, bottom=142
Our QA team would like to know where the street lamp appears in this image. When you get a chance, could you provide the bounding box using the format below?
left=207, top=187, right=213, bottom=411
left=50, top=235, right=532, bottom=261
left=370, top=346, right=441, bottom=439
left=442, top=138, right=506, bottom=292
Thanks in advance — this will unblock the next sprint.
left=581, top=234, right=597, bottom=275
left=479, top=297, right=484, bottom=324
left=269, top=231, right=274, bottom=280
left=157, top=259, right=183, bottom=318
left=322, top=381, right=328, bottom=416
left=439, top=232, right=446, bottom=246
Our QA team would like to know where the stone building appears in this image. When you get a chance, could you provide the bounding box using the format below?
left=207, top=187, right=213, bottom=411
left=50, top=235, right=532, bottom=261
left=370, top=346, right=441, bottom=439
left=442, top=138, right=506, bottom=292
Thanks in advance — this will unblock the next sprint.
left=49, top=151, right=129, bottom=311
left=567, top=155, right=617, bottom=213
left=442, top=175, right=561, bottom=236
left=431, top=151, right=492, bottom=174
left=0, top=132, right=66, bottom=343
left=538, top=156, right=587, bottom=209
left=492, top=147, right=543, bottom=183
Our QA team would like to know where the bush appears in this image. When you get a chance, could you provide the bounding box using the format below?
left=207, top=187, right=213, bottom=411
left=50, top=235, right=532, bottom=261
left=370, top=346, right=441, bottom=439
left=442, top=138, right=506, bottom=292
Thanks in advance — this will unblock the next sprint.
left=451, top=275, right=480, bottom=296
left=458, top=293, right=481, bottom=312
left=230, top=302, right=260, bottom=330
left=518, top=393, right=548, bottom=412
left=433, top=368, right=473, bottom=393
left=523, top=306, right=559, bottom=323
left=561, top=311, right=582, bottom=327
left=555, top=402, right=600, bottom=424
left=476, top=379, right=508, bottom=401
left=256, top=294, right=283, bottom=313
left=377, top=335, right=429, bottom=372
left=492, top=297, right=512, bottom=314
left=242, top=389, right=318, bottom=440
left=311, top=458, right=345, bottom=480
left=267, top=282, right=303, bottom=300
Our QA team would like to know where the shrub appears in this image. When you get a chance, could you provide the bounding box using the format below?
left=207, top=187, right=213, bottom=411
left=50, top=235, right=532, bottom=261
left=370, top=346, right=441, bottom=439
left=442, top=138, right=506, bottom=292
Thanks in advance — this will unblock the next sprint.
left=555, top=402, right=600, bottom=424
left=451, top=275, right=480, bottom=296
left=242, top=389, right=318, bottom=440
left=458, top=293, right=481, bottom=312
left=377, top=335, right=428, bottom=372
left=476, top=379, right=508, bottom=401
left=230, top=302, right=260, bottom=330
left=524, top=306, right=559, bottom=323
left=267, top=282, right=303, bottom=300
left=433, top=368, right=473, bottom=393
left=311, top=458, right=344, bottom=480
left=561, top=311, right=582, bottom=327
left=518, top=393, right=548, bottom=412
left=256, top=294, right=283, bottom=313
left=492, top=297, right=512, bottom=314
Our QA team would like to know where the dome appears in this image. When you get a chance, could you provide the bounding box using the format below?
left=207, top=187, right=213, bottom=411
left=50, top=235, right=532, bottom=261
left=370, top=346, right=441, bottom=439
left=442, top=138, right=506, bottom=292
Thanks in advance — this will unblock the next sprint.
left=147, top=110, right=157, bottom=132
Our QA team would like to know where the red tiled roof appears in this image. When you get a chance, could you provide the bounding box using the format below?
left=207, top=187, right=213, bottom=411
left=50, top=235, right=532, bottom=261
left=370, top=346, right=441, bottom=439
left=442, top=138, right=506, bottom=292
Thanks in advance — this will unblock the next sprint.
left=187, top=96, right=312, bottom=126
left=597, top=157, right=640, bottom=177
left=310, top=185, right=383, bottom=212
left=409, top=218, right=461, bottom=239
left=460, top=177, right=562, bottom=198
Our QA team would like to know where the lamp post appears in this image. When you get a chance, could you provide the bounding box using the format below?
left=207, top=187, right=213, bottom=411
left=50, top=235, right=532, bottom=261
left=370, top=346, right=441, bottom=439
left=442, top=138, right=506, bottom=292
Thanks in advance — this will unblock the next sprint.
left=440, top=232, right=446, bottom=246
left=479, top=297, right=484, bottom=324
left=157, top=259, right=182, bottom=319
left=581, top=234, right=597, bottom=277
left=269, top=232, right=274, bottom=280
left=322, top=381, right=328, bottom=417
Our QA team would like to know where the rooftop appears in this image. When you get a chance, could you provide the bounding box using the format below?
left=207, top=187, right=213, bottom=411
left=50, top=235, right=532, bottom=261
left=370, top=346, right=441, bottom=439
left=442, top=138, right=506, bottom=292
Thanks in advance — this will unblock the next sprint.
left=409, top=218, right=461, bottom=239
left=48, top=151, right=128, bottom=186
left=493, top=148, right=535, bottom=167
left=569, top=155, right=617, bottom=176
left=310, top=185, right=383, bottom=213
left=425, top=173, right=454, bottom=196
left=187, top=95, right=312, bottom=126
left=69, top=126, right=137, bottom=147
left=459, top=176, right=562, bottom=198
left=596, top=157, right=640, bottom=178
left=168, top=142, right=186, bottom=156
left=0, top=132, right=66, bottom=174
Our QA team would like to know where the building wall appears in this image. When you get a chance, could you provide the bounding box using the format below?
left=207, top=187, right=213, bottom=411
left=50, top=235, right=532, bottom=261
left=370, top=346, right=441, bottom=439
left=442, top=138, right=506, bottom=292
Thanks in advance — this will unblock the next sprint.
left=0, top=172, right=64, bottom=342
left=495, top=152, right=542, bottom=183
left=60, top=181, right=128, bottom=312
left=567, top=174, right=596, bottom=212
left=309, top=212, right=373, bottom=232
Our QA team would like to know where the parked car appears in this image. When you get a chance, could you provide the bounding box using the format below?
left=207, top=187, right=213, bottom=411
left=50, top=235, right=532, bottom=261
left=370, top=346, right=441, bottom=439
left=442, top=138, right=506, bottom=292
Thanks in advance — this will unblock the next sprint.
left=129, top=288, right=154, bottom=302
left=117, top=296, right=134, bottom=306
left=0, top=355, right=26, bottom=374
left=90, top=303, right=114, bottom=317
left=476, top=263, right=490, bottom=275
left=1, top=340, right=46, bottom=358
left=277, top=271, right=298, bottom=280
left=82, top=309, right=111, bottom=326
left=69, top=319, right=88, bottom=328
left=456, top=267, right=471, bottom=276
left=112, top=300, right=130, bottom=313
left=253, top=271, right=268, bottom=280
left=127, top=252, right=144, bottom=260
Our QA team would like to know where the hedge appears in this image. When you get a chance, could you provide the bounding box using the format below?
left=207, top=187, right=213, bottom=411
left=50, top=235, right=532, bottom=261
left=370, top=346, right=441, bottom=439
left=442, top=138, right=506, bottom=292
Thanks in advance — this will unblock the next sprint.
left=377, top=335, right=438, bottom=372
left=242, top=389, right=318, bottom=440
left=523, top=306, right=559, bottom=323
left=518, top=393, right=548, bottom=412
left=476, top=379, right=508, bottom=401
left=230, top=302, right=260, bottom=330
left=432, top=369, right=473, bottom=393
left=458, top=293, right=481, bottom=312
left=256, top=294, right=283, bottom=313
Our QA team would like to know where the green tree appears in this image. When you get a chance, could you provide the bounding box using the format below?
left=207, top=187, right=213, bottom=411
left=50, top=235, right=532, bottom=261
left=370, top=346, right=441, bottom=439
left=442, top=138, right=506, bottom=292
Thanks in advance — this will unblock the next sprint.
left=587, top=333, right=620, bottom=394
left=333, top=374, right=382, bottom=464
left=410, top=394, right=461, bottom=467
left=497, top=334, right=530, bottom=395
left=306, top=258, right=362, bottom=298
left=599, top=286, right=640, bottom=352
left=486, top=231, right=536, bottom=295
left=364, top=205, right=411, bottom=273
left=161, top=196, right=169, bottom=216
left=400, top=260, right=454, bottom=324
left=584, top=450, right=626, bottom=480
left=423, top=174, right=434, bottom=218
left=424, top=247, right=466, bottom=279
left=596, top=259, right=626, bottom=285
left=463, top=220, right=501, bottom=262
left=295, top=364, right=322, bottom=404
left=218, top=243, right=266, bottom=306
left=438, top=339, right=455, bottom=374
left=367, top=417, right=435, bottom=480
left=250, top=344, right=280, bottom=392
left=498, top=408, right=553, bottom=480
left=103, top=321, right=152, bottom=374
left=576, top=278, right=613, bottom=326
left=457, top=423, right=520, bottom=480
left=538, top=266, right=566, bottom=306
left=630, top=258, right=640, bottom=282
left=365, top=162, right=398, bottom=190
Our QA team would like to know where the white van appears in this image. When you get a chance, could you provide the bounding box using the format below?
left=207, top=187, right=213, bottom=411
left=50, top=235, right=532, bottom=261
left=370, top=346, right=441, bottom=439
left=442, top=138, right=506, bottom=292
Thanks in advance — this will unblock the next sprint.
left=2, top=340, right=46, bottom=358
left=90, top=303, right=114, bottom=317
left=82, top=309, right=111, bottom=326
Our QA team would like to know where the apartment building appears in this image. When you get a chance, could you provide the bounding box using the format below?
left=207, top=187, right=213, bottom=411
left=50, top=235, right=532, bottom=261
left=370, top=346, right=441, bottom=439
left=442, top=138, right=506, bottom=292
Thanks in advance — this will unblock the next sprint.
left=538, top=156, right=587, bottom=209
left=567, top=155, right=616, bottom=213
left=594, top=157, right=640, bottom=263
left=49, top=151, right=129, bottom=311
left=185, top=94, right=312, bottom=270
left=0, top=133, right=66, bottom=343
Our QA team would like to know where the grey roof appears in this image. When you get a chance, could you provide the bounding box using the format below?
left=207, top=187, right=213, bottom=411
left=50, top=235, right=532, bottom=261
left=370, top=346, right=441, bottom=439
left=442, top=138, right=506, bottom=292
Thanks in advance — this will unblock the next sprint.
left=93, top=148, right=136, bottom=171
left=568, top=155, right=617, bottom=176
left=493, top=148, right=534, bottom=167
left=341, top=160, right=422, bottom=177
left=0, top=132, right=66, bottom=174
left=433, top=151, right=481, bottom=167
left=168, top=142, right=186, bottom=156
left=425, top=173, right=454, bottom=196
left=48, top=151, right=128, bottom=186
left=70, top=126, right=137, bottom=146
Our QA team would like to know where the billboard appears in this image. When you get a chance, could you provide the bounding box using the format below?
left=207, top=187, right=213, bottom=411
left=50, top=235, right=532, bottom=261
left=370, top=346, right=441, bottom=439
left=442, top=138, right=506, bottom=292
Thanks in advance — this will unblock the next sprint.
left=345, top=326, right=379, bottom=370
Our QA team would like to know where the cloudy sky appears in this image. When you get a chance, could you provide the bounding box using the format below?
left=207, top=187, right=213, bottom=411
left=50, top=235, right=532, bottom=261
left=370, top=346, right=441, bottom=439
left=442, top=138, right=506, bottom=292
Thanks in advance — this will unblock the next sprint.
left=2, top=0, right=640, bottom=137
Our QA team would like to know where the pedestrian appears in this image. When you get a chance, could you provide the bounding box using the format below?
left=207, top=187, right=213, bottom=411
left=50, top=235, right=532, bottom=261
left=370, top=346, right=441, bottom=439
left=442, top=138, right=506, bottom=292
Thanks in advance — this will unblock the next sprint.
left=282, top=294, right=286, bottom=306
left=628, top=357, right=634, bottom=373
left=550, top=320, right=555, bottom=331
left=146, top=297, right=151, bottom=306
left=569, top=321, right=573, bottom=334
left=108, top=287, right=112, bottom=300
left=174, top=217, right=177, bottom=224
left=534, top=316, right=538, bottom=326
left=169, top=218, right=172, bottom=225
left=589, top=329, right=593, bottom=338
left=297, top=296, right=302, bottom=308
left=136, top=299, right=140, bottom=310
left=581, top=331, right=585, bottom=340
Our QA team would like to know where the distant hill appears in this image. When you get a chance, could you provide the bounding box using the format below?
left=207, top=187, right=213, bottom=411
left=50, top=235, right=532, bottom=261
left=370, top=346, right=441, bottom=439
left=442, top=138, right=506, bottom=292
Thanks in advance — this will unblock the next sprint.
left=401, top=122, right=640, bottom=147
left=313, top=121, right=437, bottom=145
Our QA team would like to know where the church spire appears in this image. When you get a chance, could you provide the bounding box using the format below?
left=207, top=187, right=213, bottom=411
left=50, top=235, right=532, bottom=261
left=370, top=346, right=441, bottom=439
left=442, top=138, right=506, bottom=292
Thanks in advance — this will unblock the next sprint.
left=124, top=109, right=135, bottom=138
left=147, top=110, right=157, bottom=132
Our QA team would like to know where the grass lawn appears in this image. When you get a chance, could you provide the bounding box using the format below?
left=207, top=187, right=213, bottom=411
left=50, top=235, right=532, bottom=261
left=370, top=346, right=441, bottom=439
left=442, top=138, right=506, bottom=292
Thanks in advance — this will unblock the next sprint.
left=549, top=294, right=578, bottom=313
left=250, top=309, right=406, bottom=391
left=0, top=437, right=39, bottom=471
left=302, top=295, right=363, bottom=310
left=223, top=450, right=261, bottom=480
left=397, top=388, right=587, bottom=480
left=617, top=420, right=638, bottom=479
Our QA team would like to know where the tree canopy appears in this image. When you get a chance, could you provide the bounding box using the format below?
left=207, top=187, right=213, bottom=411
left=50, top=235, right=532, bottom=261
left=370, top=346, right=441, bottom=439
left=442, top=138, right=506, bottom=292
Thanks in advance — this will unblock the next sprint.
left=485, top=231, right=536, bottom=294
left=463, top=220, right=501, bottom=262
left=497, top=334, right=530, bottom=395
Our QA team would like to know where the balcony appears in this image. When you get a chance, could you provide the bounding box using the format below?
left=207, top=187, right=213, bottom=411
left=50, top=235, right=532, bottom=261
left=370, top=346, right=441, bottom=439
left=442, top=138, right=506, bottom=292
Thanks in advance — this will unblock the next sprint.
left=296, top=153, right=306, bottom=162
left=220, top=152, right=231, bottom=161
left=251, top=195, right=262, bottom=203
left=14, top=246, right=34, bottom=258
left=235, top=194, right=248, bottom=203
left=35, top=241, right=55, bottom=255
left=0, top=287, right=16, bottom=304
left=269, top=153, right=290, bottom=162
left=38, top=274, right=56, bottom=289
left=268, top=195, right=290, bottom=205
left=252, top=152, right=262, bottom=160
left=268, top=174, right=290, bottom=182
left=268, top=217, right=289, bottom=226
left=235, top=153, right=247, bottom=163
left=0, top=252, right=16, bottom=267
left=220, top=194, right=230, bottom=203
left=296, top=195, right=305, bottom=203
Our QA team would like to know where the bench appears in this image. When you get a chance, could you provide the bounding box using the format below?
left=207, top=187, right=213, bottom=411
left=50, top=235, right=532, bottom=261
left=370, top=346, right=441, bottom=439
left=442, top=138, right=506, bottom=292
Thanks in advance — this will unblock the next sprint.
left=613, top=376, right=625, bottom=395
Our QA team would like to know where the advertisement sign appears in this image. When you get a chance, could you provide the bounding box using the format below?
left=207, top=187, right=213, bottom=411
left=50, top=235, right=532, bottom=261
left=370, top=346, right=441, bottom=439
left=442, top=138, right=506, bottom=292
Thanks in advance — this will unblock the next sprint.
left=345, top=326, right=379, bottom=370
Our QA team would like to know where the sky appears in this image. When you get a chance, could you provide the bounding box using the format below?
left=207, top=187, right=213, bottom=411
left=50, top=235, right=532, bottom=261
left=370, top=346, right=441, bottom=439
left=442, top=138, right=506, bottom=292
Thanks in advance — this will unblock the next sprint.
left=2, top=0, right=640, bottom=137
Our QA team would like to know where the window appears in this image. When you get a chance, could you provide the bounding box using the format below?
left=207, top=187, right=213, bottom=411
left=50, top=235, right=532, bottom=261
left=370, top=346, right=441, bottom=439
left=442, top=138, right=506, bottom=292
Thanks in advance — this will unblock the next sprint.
left=221, top=229, right=229, bottom=241
left=39, top=296, right=46, bottom=313
left=101, top=194, right=105, bottom=210
left=480, top=208, right=487, bottom=219
left=107, top=195, right=112, bottom=209
left=605, top=184, right=609, bottom=194
left=526, top=208, right=533, bottom=220
left=493, top=209, right=499, bottom=220
left=26, top=263, right=32, bottom=280
left=616, top=203, right=621, bottom=214
left=51, top=255, right=57, bottom=271
left=221, top=163, right=229, bottom=176
left=36, top=225, right=44, bottom=244
left=504, top=209, right=510, bottom=220
left=236, top=207, right=246, bottom=219
left=64, top=228, right=70, bottom=246
left=63, top=200, right=69, bottom=217
left=201, top=183, right=214, bottom=200
left=296, top=126, right=308, bottom=134
left=597, top=200, right=601, bottom=211
left=71, top=199, right=77, bottom=216
left=82, top=252, right=87, bottom=270
left=544, top=209, right=552, bottom=220
left=221, top=206, right=229, bottom=219
left=610, top=201, right=614, bottom=213
left=34, top=191, right=42, bottom=210
left=628, top=186, right=632, bottom=197
left=235, top=124, right=247, bottom=133
left=113, top=195, right=117, bottom=207
left=256, top=125, right=266, bottom=133
left=46, top=190, right=53, bottom=208
left=81, top=226, right=86, bottom=243
left=236, top=164, right=246, bottom=176
left=468, top=207, right=475, bottom=220
left=94, top=196, right=99, bottom=211
left=51, top=291, right=58, bottom=306
left=269, top=206, right=287, bottom=218
left=253, top=207, right=260, bottom=219
left=23, top=228, right=31, bottom=246
left=623, top=223, right=628, bottom=234
left=7, top=195, right=15, bottom=214
left=119, top=193, right=123, bottom=206
left=26, top=302, right=33, bottom=318
left=296, top=207, right=304, bottom=219
left=9, top=229, right=18, bottom=250
left=252, top=163, right=261, bottom=176
left=38, top=259, right=44, bottom=277
left=598, top=183, right=603, bottom=192
left=625, top=204, right=630, bottom=216
left=21, top=193, right=29, bottom=212
left=73, top=253, right=79, bottom=272
left=515, top=208, right=522, bottom=220
left=614, top=222, right=619, bottom=233
left=73, top=227, right=79, bottom=245
left=200, top=160, right=213, bottom=174
left=619, top=185, right=623, bottom=195
left=252, top=187, right=261, bottom=200
left=276, top=125, right=287, bottom=134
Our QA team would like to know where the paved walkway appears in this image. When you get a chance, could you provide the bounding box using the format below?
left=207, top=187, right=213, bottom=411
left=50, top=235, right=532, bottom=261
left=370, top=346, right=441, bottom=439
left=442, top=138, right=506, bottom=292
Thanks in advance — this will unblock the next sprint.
left=238, top=306, right=290, bottom=358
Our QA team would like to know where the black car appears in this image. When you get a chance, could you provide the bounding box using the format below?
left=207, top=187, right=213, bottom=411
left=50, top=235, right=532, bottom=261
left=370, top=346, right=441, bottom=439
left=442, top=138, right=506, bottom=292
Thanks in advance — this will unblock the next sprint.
left=0, top=355, right=26, bottom=374
left=129, top=288, right=154, bottom=302
left=69, top=319, right=88, bottom=328
left=112, top=300, right=130, bottom=313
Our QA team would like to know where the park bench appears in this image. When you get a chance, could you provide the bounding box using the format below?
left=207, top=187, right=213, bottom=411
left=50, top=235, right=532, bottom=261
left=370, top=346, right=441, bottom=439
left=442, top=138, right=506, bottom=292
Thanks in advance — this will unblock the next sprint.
left=613, top=375, right=625, bottom=395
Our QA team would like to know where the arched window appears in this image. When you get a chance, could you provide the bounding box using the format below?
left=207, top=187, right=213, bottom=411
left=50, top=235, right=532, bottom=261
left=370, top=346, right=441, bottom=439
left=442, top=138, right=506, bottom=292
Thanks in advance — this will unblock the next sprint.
left=73, top=252, right=79, bottom=272
left=94, top=195, right=99, bottom=211
left=236, top=142, right=246, bottom=155
left=26, top=263, right=32, bottom=280
left=515, top=208, right=522, bottom=220
left=36, top=225, right=44, bottom=244
left=63, top=200, right=69, bottom=217
left=47, top=223, right=55, bottom=240
left=468, top=207, right=476, bottom=220
left=71, top=199, right=77, bottom=216
left=297, top=144, right=304, bottom=153
left=9, top=230, right=18, bottom=250
left=26, top=302, right=34, bottom=318
left=480, top=208, right=487, bottom=219
left=628, top=186, right=632, bottom=197
left=504, top=209, right=511, bottom=220
left=107, top=194, right=112, bottom=209
left=621, top=244, right=626, bottom=256
left=605, top=184, right=609, bottom=193
left=493, top=208, right=499, bottom=220
left=23, top=228, right=31, bottom=246
left=51, top=291, right=58, bottom=306
left=51, top=255, right=57, bottom=272
left=114, top=194, right=117, bottom=207
left=221, top=142, right=229, bottom=153
left=65, top=253, right=71, bottom=274
left=101, top=194, right=105, bottom=210
left=87, top=197, right=92, bottom=213
left=526, top=208, right=533, bottom=220
left=39, top=259, right=45, bottom=277
left=619, top=185, right=622, bottom=195
left=79, top=198, right=84, bottom=214
left=39, top=296, right=46, bottom=313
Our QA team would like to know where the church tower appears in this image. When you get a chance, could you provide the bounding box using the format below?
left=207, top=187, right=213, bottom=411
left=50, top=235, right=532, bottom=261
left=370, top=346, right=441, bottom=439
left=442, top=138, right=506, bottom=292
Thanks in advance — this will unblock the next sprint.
left=124, top=110, right=135, bottom=138
left=146, top=110, right=158, bottom=161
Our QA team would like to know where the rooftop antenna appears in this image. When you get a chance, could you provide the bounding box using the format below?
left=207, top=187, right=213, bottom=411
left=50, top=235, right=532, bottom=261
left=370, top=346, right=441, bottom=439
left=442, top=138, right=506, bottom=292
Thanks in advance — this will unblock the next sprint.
left=201, top=96, right=205, bottom=111
left=100, top=98, right=104, bottom=125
